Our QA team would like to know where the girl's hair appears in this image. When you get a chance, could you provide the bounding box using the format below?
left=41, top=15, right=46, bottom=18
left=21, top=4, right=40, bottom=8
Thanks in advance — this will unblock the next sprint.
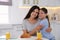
left=40, top=8, right=50, bottom=27
left=24, top=5, right=40, bottom=19
left=46, top=15, right=50, bottom=27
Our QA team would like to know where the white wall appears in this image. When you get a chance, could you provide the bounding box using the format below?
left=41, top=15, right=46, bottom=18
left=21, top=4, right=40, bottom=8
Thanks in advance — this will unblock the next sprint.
left=39, top=0, right=60, bottom=7
left=9, top=0, right=30, bottom=24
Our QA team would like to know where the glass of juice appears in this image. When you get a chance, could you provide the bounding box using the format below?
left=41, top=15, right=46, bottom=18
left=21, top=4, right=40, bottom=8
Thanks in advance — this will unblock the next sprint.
left=37, top=32, right=42, bottom=40
left=6, top=32, right=10, bottom=40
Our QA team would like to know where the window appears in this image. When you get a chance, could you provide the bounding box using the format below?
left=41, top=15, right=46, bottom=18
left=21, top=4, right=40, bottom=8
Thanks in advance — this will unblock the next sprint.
left=0, top=5, right=9, bottom=24
left=0, top=0, right=12, bottom=24
left=0, top=0, right=12, bottom=6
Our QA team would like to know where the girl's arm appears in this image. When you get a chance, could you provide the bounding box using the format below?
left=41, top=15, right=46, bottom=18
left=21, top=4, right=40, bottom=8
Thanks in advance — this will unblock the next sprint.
left=46, top=27, right=52, bottom=32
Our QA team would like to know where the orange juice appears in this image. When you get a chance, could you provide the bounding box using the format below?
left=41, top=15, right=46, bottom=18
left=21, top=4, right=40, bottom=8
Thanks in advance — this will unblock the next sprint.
left=6, top=32, right=10, bottom=40
left=37, top=32, right=42, bottom=39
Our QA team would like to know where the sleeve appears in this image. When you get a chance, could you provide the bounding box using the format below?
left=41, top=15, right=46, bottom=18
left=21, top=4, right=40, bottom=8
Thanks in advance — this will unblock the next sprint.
left=40, top=19, right=49, bottom=28
left=39, top=20, right=45, bottom=27
left=22, top=20, right=27, bottom=30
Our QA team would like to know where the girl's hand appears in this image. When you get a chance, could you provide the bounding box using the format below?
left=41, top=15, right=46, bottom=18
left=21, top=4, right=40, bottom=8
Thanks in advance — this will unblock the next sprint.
left=46, top=27, right=52, bottom=32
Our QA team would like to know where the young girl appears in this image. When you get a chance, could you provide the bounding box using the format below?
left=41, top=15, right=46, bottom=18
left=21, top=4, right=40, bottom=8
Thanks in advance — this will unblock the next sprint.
left=39, top=8, right=55, bottom=40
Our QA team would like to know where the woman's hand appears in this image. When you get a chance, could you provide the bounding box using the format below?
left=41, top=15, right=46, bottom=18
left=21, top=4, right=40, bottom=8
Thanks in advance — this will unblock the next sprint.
left=20, top=30, right=31, bottom=38
left=46, top=27, right=52, bottom=32
left=21, top=32, right=31, bottom=38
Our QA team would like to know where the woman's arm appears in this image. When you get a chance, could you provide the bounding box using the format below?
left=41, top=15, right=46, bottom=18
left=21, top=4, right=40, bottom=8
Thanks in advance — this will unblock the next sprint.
left=29, top=25, right=43, bottom=35
left=29, top=26, right=52, bottom=36
left=21, top=30, right=31, bottom=38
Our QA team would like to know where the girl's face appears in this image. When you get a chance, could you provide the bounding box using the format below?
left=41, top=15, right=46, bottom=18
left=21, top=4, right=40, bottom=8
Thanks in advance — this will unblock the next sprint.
left=30, top=9, right=39, bottom=19
left=39, top=10, right=47, bottom=19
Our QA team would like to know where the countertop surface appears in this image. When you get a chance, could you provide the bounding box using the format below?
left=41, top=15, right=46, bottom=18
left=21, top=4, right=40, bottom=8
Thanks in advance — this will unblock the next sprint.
left=19, top=36, right=48, bottom=40
left=0, top=35, right=48, bottom=40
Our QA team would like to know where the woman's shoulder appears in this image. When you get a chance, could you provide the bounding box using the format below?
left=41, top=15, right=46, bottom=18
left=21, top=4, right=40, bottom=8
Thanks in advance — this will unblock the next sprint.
left=23, top=19, right=28, bottom=22
left=23, top=19, right=27, bottom=21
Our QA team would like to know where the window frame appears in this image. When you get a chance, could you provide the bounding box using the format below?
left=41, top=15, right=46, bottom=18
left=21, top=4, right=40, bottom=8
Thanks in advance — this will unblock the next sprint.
left=0, top=0, right=12, bottom=6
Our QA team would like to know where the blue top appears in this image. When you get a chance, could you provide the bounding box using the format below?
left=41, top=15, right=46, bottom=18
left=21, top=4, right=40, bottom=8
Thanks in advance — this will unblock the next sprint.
left=39, top=18, right=54, bottom=39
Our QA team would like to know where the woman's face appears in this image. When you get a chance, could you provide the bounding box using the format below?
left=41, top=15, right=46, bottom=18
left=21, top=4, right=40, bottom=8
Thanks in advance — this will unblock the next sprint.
left=30, top=9, right=39, bottom=19
left=39, top=10, right=47, bottom=19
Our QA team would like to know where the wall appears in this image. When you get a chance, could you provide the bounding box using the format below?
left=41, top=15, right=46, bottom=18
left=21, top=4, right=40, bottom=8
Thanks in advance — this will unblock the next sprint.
left=9, top=0, right=31, bottom=24
left=39, top=0, right=60, bottom=7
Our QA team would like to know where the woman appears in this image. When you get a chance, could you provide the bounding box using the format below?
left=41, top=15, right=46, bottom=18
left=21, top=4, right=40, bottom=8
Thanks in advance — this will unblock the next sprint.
left=22, top=5, right=40, bottom=37
left=21, top=5, right=52, bottom=38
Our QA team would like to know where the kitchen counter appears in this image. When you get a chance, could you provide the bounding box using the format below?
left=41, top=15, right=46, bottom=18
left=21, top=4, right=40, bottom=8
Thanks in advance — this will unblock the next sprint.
left=19, top=36, right=48, bottom=40
left=0, top=35, right=48, bottom=40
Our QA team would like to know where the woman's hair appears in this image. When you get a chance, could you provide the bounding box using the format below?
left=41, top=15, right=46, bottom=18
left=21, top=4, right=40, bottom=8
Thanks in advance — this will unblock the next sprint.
left=40, top=8, right=50, bottom=27
left=24, top=5, right=40, bottom=19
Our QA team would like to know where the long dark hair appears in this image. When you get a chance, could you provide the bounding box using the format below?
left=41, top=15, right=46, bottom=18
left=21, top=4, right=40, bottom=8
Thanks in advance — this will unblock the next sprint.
left=24, top=5, right=40, bottom=19
left=40, top=8, right=50, bottom=27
